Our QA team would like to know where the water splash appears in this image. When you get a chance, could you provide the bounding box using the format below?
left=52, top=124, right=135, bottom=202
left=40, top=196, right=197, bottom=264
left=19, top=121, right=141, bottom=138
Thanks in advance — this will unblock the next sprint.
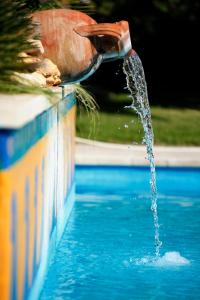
left=155, top=252, right=190, bottom=266
left=123, top=52, right=162, bottom=258
left=133, top=252, right=190, bottom=267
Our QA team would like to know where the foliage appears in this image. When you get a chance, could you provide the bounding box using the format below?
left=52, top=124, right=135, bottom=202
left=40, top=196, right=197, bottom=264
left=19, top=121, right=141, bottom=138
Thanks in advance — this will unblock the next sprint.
left=25, top=0, right=95, bottom=13
left=75, top=84, right=99, bottom=137
left=25, top=0, right=67, bottom=10
left=0, top=0, right=53, bottom=96
left=0, top=0, right=34, bottom=93
left=90, top=0, right=200, bottom=46
left=0, top=0, right=93, bottom=95
left=77, top=106, right=200, bottom=145
left=74, top=84, right=98, bottom=113
left=152, top=0, right=200, bottom=19
left=93, top=0, right=200, bottom=23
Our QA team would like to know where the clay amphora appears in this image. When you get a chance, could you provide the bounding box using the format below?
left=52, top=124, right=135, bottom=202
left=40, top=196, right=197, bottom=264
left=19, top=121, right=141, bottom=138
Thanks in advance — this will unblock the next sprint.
left=32, top=9, right=133, bottom=83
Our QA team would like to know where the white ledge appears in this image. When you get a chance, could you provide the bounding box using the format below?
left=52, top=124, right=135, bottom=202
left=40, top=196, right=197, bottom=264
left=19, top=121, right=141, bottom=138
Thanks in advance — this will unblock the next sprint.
left=0, top=94, right=51, bottom=129
left=0, top=85, right=74, bottom=129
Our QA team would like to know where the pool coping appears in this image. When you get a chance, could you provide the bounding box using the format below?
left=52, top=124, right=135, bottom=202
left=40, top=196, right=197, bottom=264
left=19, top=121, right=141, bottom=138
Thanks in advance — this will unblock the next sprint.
left=75, top=137, right=200, bottom=167
left=0, top=85, right=74, bottom=129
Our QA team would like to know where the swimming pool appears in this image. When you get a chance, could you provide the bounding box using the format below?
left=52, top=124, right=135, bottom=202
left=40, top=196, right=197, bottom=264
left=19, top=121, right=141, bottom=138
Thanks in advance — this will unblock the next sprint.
left=40, top=166, right=200, bottom=299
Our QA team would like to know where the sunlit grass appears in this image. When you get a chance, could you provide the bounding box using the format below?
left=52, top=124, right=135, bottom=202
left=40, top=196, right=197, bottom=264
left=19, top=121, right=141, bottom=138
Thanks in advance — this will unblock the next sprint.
left=76, top=107, right=200, bottom=145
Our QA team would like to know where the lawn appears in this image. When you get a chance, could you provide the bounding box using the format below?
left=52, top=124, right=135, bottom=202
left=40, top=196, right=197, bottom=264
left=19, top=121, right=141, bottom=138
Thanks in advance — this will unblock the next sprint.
left=76, top=106, right=200, bottom=146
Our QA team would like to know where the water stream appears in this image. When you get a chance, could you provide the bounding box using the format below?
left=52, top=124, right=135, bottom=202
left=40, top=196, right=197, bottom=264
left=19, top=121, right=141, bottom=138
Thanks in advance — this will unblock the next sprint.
left=123, top=52, right=162, bottom=258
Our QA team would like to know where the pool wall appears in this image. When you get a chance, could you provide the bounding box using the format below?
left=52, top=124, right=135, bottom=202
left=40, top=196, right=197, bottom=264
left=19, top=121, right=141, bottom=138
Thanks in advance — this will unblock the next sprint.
left=0, top=92, right=76, bottom=300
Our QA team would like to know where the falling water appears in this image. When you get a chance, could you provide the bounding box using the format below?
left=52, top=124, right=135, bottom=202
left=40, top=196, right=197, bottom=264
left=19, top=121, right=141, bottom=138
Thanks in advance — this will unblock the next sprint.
left=123, top=52, right=162, bottom=258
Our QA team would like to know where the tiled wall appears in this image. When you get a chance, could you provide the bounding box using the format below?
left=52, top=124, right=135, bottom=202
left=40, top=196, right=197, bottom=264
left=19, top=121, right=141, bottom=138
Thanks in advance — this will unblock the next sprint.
left=0, top=94, right=76, bottom=300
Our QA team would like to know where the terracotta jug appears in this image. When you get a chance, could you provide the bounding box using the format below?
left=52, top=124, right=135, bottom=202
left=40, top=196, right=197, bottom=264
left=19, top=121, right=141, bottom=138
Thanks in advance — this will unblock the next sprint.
left=32, top=9, right=133, bottom=83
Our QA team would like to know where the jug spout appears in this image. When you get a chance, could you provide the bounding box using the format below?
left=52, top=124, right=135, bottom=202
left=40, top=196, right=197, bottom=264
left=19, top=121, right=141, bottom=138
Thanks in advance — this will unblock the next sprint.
left=74, top=20, right=133, bottom=62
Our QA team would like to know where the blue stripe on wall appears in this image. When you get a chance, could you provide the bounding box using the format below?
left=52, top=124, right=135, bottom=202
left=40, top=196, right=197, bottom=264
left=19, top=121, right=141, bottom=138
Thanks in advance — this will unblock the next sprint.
left=23, top=177, right=30, bottom=300
left=0, top=93, right=76, bottom=170
left=11, top=193, right=17, bottom=300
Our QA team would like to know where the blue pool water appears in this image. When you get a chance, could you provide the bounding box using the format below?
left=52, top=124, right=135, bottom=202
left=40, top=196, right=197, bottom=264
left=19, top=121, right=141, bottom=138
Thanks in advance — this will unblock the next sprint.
left=40, top=166, right=200, bottom=299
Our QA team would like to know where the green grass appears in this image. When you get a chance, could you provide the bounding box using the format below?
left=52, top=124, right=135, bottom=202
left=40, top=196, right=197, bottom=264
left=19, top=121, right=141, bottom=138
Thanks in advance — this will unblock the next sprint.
left=76, top=107, right=200, bottom=146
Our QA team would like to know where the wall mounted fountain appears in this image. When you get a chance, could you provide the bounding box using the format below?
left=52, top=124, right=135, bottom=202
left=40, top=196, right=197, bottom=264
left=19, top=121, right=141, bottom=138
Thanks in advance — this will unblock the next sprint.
left=0, top=8, right=133, bottom=300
